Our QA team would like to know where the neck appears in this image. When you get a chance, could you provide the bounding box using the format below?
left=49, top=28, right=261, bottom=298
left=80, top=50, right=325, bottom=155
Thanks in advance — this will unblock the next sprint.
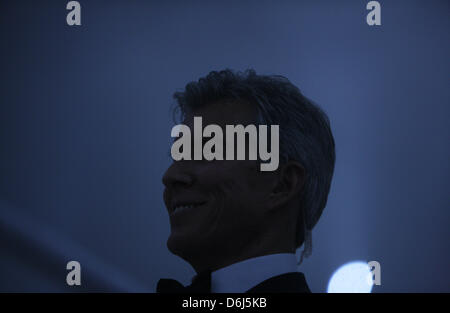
left=189, top=225, right=296, bottom=274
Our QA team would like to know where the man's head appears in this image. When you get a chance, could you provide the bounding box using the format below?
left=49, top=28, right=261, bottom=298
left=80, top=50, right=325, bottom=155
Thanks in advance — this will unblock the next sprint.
left=162, top=69, right=335, bottom=273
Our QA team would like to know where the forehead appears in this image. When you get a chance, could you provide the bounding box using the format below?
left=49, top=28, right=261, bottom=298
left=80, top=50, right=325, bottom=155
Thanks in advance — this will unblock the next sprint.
left=183, top=99, right=259, bottom=127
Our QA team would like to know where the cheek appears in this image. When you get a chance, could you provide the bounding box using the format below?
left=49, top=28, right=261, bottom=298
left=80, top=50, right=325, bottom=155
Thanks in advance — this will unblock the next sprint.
left=196, top=161, right=269, bottom=208
left=214, top=177, right=264, bottom=217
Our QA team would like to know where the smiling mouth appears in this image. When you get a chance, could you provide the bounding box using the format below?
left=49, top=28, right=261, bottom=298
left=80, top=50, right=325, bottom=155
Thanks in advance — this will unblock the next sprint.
left=171, top=202, right=207, bottom=215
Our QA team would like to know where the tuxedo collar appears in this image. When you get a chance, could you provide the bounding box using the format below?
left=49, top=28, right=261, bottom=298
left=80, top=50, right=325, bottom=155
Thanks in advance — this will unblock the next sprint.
left=210, top=253, right=300, bottom=293
left=246, top=272, right=311, bottom=293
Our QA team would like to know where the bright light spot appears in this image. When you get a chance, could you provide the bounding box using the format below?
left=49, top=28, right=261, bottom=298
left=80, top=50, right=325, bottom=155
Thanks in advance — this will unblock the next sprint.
left=327, top=261, right=373, bottom=293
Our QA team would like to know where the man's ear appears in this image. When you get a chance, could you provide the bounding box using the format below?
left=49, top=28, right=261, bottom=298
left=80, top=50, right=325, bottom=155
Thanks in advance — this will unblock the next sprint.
left=269, top=161, right=306, bottom=209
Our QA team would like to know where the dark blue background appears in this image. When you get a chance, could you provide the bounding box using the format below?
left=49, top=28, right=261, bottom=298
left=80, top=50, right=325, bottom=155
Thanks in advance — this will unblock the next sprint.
left=0, top=0, right=449, bottom=292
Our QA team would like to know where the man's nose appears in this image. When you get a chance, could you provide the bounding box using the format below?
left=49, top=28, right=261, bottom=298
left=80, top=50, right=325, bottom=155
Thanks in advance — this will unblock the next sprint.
left=162, top=162, right=194, bottom=188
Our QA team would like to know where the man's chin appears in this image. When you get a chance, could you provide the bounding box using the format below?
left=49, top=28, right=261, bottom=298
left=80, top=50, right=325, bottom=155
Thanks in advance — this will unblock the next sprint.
left=167, top=232, right=198, bottom=256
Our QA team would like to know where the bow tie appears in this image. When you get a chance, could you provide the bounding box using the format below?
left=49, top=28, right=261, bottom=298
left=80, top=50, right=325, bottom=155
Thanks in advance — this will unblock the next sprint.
left=157, top=270, right=212, bottom=293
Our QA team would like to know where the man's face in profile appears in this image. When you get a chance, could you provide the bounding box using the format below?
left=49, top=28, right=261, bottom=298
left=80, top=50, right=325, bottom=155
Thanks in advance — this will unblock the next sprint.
left=162, top=101, right=277, bottom=271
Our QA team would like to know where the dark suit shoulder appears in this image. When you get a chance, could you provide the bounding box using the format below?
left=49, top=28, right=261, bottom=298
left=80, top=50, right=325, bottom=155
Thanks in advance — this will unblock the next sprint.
left=245, top=272, right=311, bottom=293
